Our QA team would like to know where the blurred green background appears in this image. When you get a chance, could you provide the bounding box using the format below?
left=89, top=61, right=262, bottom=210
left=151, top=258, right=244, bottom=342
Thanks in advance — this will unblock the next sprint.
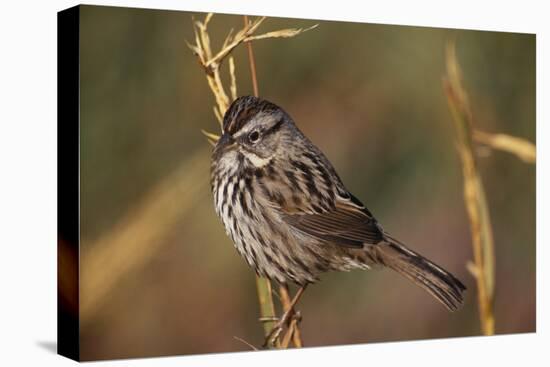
left=77, top=5, right=535, bottom=361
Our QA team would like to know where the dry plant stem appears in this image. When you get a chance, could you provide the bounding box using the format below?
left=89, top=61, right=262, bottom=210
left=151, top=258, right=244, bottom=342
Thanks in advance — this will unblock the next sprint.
left=243, top=16, right=260, bottom=97
left=233, top=336, right=259, bottom=351
left=242, top=14, right=280, bottom=348
left=443, top=42, right=495, bottom=335
left=473, top=130, right=536, bottom=164
left=290, top=318, right=303, bottom=347
left=188, top=12, right=316, bottom=348
left=244, top=16, right=304, bottom=347
left=255, top=276, right=280, bottom=348
left=263, top=284, right=308, bottom=347
left=279, top=284, right=303, bottom=347
left=80, top=148, right=209, bottom=322
left=187, top=13, right=316, bottom=137
left=281, top=318, right=300, bottom=348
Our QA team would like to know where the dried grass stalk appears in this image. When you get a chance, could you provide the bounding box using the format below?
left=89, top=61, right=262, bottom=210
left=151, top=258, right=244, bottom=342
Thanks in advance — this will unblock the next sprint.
left=279, top=284, right=303, bottom=348
left=255, top=276, right=279, bottom=348
left=80, top=148, right=210, bottom=323
left=187, top=13, right=316, bottom=139
left=188, top=13, right=315, bottom=348
left=443, top=42, right=495, bottom=335
left=229, top=56, right=238, bottom=101
left=474, top=130, right=536, bottom=164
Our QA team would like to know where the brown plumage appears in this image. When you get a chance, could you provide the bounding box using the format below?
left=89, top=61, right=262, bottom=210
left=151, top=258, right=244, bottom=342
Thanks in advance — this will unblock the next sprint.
left=211, top=95, right=465, bottom=312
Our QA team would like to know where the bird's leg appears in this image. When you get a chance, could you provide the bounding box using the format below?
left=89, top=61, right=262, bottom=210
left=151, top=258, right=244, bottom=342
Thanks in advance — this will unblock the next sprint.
left=279, top=284, right=295, bottom=326
left=263, top=284, right=308, bottom=348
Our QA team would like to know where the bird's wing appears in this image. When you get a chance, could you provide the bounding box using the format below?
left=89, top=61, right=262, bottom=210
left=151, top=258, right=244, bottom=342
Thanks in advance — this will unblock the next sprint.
left=279, top=190, right=385, bottom=248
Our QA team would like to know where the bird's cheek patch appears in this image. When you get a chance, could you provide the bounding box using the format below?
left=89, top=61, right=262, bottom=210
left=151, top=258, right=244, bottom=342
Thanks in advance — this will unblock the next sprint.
left=242, top=150, right=272, bottom=168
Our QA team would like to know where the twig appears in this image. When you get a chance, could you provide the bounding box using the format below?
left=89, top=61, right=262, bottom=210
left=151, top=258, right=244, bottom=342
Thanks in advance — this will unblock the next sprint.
left=279, top=284, right=304, bottom=347
left=281, top=318, right=297, bottom=348
left=234, top=336, right=259, bottom=351
left=229, top=56, right=238, bottom=101
left=443, top=41, right=495, bottom=335
left=263, top=285, right=307, bottom=348
left=243, top=15, right=305, bottom=348
left=243, top=16, right=260, bottom=97
left=473, top=130, right=536, bottom=164
left=242, top=15, right=279, bottom=348
left=255, top=275, right=280, bottom=348
left=186, top=13, right=316, bottom=137
left=188, top=13, right=316, bottom=349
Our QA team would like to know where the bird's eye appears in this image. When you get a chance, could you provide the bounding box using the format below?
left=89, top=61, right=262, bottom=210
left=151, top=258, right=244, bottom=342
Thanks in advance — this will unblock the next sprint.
left=248, top=130, right=260, bottom=143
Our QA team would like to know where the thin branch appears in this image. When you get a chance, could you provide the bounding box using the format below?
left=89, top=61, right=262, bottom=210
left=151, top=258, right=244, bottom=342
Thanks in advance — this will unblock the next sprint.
left=244, top=16, right=260, bottom=97
left=205, top=17, right=267, bottom=69
left=201, top=129, right=220, bottom=142
left=242, top=15, right=306, bottom=348
left=242, top=14, right=279, bottom=348
left=443, top=41, right=495, bottom=335
left=246, top=24, right=318, bottom=42
left=233, top=336, right=259, bottom=351
left=188, top=12, right=316, bottom=349
left=279, top=284, right=304, bottom=347
left=280, top=320, right=296, bottom=348
left=187, top=13, right=316, bottom=134
left=229, top=56, right=238, bottom=101
left=474, top=130, right=536, bottom=164
left=213, top=106, right=223, bottom=125
left=255, top=276, right=280, bottom=348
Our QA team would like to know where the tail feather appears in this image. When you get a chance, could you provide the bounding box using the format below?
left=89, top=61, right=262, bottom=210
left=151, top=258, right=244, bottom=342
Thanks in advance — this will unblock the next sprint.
left=370, top=237, right=466, bottom=311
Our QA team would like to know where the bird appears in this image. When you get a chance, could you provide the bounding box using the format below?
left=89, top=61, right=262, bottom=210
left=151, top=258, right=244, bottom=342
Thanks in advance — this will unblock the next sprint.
left=210, top=95, right=465, bottom=343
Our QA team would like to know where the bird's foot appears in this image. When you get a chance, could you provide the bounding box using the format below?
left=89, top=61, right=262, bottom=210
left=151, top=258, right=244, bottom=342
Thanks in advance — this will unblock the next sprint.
left=262, top=309, right=293, bottom=348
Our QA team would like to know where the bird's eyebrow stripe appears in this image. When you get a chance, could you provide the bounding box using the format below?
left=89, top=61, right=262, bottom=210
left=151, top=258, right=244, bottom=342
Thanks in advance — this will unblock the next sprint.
left=227, top=106, right=256, bottom=134
left=264, top=117, right=284, bottom=136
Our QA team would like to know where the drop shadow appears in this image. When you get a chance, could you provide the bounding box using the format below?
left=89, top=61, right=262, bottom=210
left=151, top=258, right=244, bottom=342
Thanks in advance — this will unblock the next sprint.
left=36, top=340, right=57, bottom=354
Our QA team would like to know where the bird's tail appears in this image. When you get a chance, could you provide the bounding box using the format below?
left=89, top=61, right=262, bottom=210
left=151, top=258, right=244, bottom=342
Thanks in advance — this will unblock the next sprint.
left=369, top=236, right=466, bottom=311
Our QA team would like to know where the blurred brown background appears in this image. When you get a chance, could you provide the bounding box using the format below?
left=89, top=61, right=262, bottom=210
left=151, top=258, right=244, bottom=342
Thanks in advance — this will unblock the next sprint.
left=77, top=5, right=535, bottom=361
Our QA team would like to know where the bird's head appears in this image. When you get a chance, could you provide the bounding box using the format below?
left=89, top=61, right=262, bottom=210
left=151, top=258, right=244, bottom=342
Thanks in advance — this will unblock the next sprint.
left=213, top=96, right=295, bottom=170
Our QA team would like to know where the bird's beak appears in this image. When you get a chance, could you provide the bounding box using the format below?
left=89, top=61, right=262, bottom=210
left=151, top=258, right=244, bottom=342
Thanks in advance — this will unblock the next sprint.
left=217, top=132, right=234, bottom=150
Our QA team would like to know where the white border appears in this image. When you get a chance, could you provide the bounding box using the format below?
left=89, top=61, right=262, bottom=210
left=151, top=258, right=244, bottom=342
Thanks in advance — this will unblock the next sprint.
left=0, top=1, right=547, bottom=366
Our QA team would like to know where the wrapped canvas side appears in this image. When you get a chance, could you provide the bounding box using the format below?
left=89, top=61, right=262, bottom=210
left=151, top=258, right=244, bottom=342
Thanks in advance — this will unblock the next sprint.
left=57, top=5, right=80, bottom=362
